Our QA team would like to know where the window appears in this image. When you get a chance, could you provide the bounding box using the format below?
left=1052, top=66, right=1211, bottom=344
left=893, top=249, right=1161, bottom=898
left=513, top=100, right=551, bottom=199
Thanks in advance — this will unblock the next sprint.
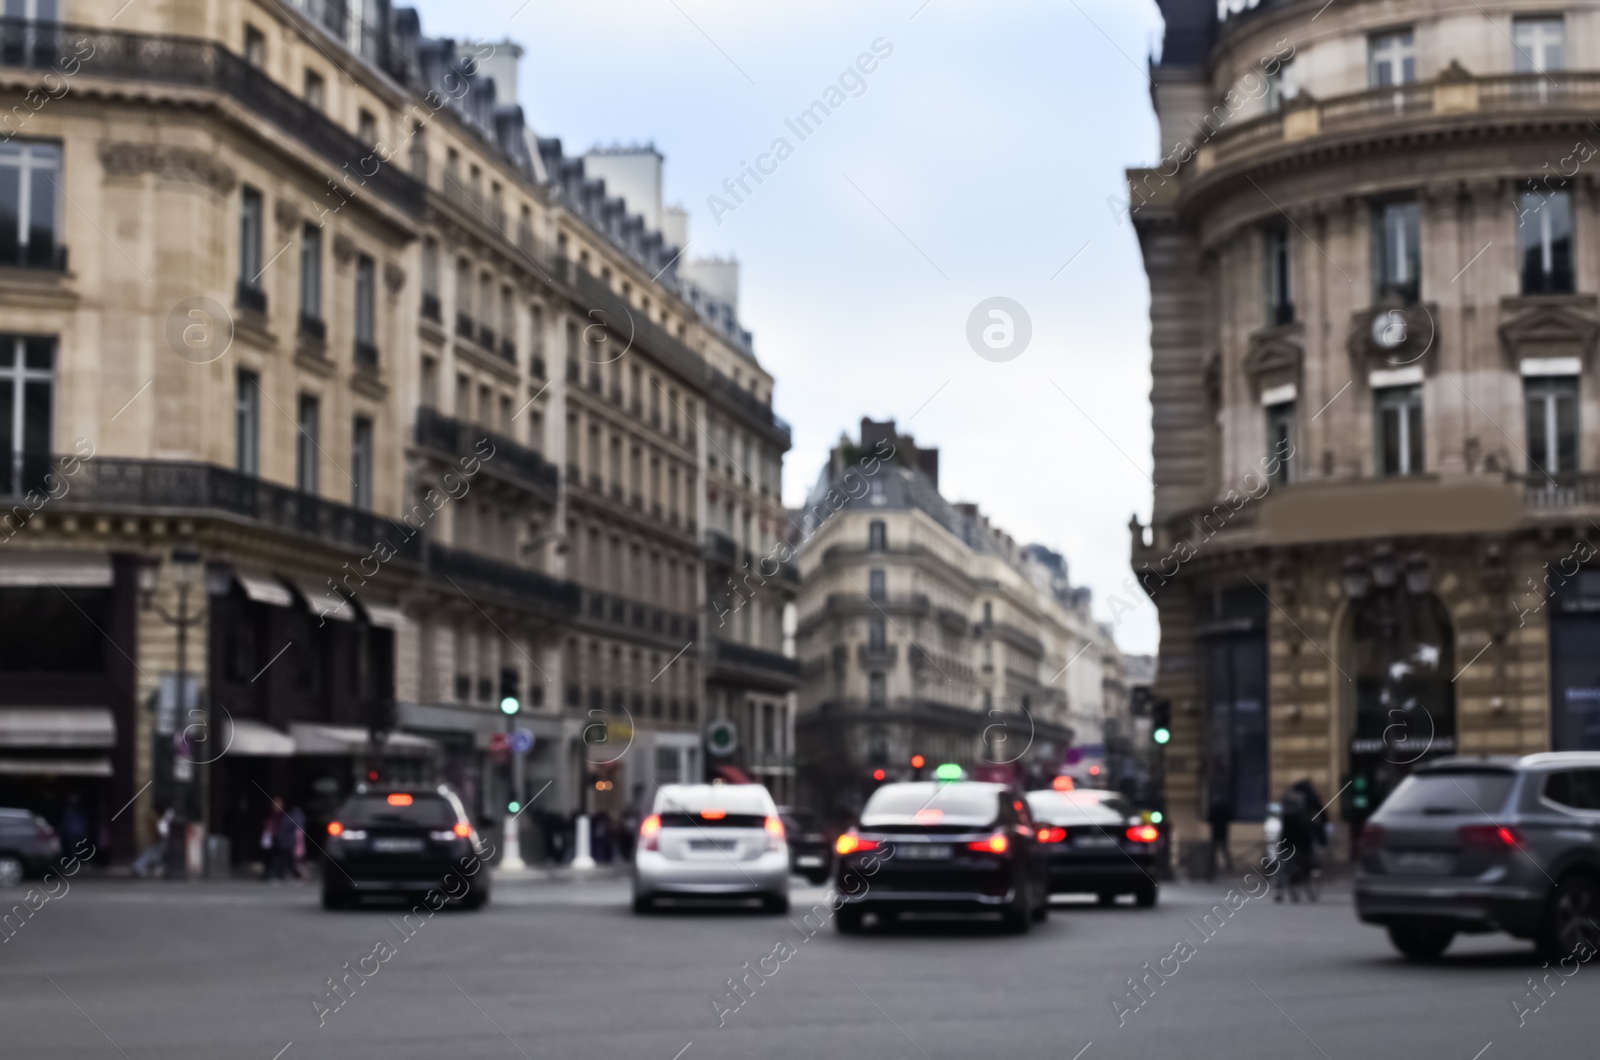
left=1372, top=201, right=1420, bottom=304
left=354, top=254, right=377, bottom=363
left=298, top=223, right=322, bottom=324
left=1266, top=401, right=1296, bottom=485
left=1518, top=190, right=1573, bottom=295
left=421, top=238, right=439, bottom=298
left=868, top=569, right=886, bottom=600
left=1543, top=770, right=1600, bottom=811
left=867, top=519, right=887, bottom=551
left=0, top=142, right=60, bottom=268
left=351, top=416, right=374, bottom=510
left=1526, top=376, right=1579, bottom=476
left=358, top=109, right=377, bottom=146
left=1374, top=385, right=1423, bottom=477
left=420, top=357, right=437, bottom=409
left=1265, top=60, right=1296, bottom=112
left=1368, top=29, right=1415, bottom=87
left=868, top=618, right=886, bottom=651
left=239, top=185, right=264, bottom=291
left=1513, top=16, right=1564, bottom=73
left=0, top=335, right=51, bottom=496
left=1263, top=225, right=1292, bottom=326
left=296, top=393, right=320, bottom=494
left=868, top=672, right=886, bottom=708
left=235, top=369, right=260, bottom=476
left=303, top=69, right=325, bottom=109
left=983, top=601, right=992, bottom=624
left=243, top=23, right=265, bottom=67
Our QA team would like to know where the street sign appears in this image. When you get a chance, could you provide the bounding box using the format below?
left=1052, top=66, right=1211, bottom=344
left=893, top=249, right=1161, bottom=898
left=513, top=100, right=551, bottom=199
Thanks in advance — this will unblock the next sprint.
left=511, top=729, right=534, bottom=755
left=489, top=732, right=510, bottom=753
left=705, top=718, right=738, bottom=757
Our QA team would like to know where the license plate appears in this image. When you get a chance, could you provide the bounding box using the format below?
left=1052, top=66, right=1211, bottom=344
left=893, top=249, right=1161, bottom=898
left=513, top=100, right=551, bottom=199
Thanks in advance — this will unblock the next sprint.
left=898, top=844, right=952, bottom=860
left=1391, top=851, right=1453, bottom=875
left=796, top=855, right=822, bottom=867
left=1074, top=835, right=1118, bottom=848
left=690, top=839, right=733, bottom=852
left=371, top=838, right=424, bottom=853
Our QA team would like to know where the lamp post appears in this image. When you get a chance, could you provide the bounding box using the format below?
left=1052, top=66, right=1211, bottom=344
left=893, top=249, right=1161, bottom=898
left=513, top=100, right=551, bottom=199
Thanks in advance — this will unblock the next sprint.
left=138, top=542, right=206, bottom=880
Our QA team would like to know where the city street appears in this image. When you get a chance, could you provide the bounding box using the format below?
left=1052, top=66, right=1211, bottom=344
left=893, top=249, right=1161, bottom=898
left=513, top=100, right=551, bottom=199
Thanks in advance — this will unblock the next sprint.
left=0, top=869, right=1587, bottom=1059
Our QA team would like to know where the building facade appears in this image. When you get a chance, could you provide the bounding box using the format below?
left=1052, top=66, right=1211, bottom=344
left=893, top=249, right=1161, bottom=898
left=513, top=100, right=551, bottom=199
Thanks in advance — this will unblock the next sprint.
left=1133, top=0, right=1600, bottom=866
left=0, top=0, right=788, bottom=864
left=794, top=420, right=1119, bottom=819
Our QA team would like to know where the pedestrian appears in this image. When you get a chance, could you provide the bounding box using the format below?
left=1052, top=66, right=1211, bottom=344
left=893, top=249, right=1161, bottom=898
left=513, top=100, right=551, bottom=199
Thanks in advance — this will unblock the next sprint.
left=1277, top=786, right=1319, bottom=902
left=59, top=794, right=89, bottom=856
left=619, top=805, right=639, bottom=862
left=592, top=811, right=613, bottom=864
left=1206, top=771, right=1235, bottom=881
left=131, top=807, right=172, bottom=878
left=288, top=804, right=307, bottom=880
left=262, top=798, right=290, bottom=881
left=273, top=802, right=299, bottom=881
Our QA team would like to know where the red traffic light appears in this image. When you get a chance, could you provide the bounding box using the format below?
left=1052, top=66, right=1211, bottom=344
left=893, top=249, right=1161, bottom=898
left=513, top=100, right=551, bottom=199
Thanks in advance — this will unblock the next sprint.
left=366, top=769, right=380, bottom=782
left=872, top=768, right=886, bottom=781
left=910, top=755, right=925, bottom=769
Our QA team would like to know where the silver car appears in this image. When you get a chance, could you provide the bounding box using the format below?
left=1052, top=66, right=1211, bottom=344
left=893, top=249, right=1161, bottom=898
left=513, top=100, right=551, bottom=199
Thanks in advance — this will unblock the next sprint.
left=632, top=784, right=789, bottom=914
left=1355, top=753, right=1600, bottom=961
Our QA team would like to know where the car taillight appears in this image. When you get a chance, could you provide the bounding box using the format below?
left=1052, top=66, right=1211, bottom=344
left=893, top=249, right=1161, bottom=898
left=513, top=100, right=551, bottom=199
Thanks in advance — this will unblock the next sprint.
left=764, top=815, right=785, bottom=851
left=1357, top=823, right=1385, bottom=856
left=1125, top=825, right=1160, bottom=844
left=640, top=814, right=662, bottom=852
left=1459, top=824, right=1525, bottom=851
left=327, top=821, right=344, bottom=837
left=968, top=833, right=1009, bottom=854
left=835, top=832, right=879, bottom=856
left=1036, top=827, right=1068, bottom=844
left=453, top=822, right=472, bottom=838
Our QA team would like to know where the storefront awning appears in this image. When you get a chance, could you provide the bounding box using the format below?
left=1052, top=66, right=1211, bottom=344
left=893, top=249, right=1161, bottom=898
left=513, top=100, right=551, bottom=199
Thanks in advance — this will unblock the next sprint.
left=295, top=582, right=357, bottom=623
left=361, top=602, right=408, bottom=630
left=0, top=707, right=115, bottom=748
left=0, top=552, right=113, bottom=587
left=236, top=573, right=294, bottom=608
left=290, top=723, right=436, bottom=757
left=0, top=756, right=112, bottom=777
left=222, top=717, right=295, bottom=757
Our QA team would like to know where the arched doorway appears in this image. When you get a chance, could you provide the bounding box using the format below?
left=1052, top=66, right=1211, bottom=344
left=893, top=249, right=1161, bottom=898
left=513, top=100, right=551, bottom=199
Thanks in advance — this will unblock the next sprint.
left=1342, top=550, right=1457, bottom=824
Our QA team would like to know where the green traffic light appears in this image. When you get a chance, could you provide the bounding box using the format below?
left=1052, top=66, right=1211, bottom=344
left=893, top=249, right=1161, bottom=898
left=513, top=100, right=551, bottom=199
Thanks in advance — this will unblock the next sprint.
left=1152, top=727, right=1171, bottom=745
left=500, top=696, right=520, bottom=716
left=1150, top=811, right=1164, bottom=824
left=507, top=800, right=521, bottom=814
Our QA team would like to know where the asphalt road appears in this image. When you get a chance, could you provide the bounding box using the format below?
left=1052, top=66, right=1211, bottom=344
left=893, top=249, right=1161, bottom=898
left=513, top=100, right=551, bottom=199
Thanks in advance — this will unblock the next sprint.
left=0, top=870, right=1589, bottom=1059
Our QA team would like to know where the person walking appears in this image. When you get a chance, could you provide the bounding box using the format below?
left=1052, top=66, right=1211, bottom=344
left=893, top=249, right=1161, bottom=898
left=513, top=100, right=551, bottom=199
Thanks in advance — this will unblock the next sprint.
left=1206, top=771, right=1235, bottom=881
left=1276, top=785, right=1319, bottom=902
left=287, top=804, right=307, bottom=880
left=131, top=808, right=172, bottom=878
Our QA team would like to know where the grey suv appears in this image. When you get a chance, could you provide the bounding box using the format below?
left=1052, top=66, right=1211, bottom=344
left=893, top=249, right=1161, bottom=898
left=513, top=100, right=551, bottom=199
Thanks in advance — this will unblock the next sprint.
left=1355, top=754, right=1600, bottom=961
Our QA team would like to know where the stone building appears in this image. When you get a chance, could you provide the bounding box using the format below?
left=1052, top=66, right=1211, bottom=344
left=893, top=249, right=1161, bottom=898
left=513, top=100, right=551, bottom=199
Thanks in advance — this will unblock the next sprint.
left=794, top=420, right=1119, bottom=818
left=0, top=0, right=787, bottom=864
left=1132, top=0, right=1600, bottom=865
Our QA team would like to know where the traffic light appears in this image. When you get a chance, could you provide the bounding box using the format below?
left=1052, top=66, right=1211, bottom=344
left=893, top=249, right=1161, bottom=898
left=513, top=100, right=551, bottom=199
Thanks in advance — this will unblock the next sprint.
left=499, top=666, right=521, bottom=716
left=1151, top=698, right=1172, bottom=746
left=910, top=754, right=925, bottom=780
left=872, top=768, right=886, bottom=782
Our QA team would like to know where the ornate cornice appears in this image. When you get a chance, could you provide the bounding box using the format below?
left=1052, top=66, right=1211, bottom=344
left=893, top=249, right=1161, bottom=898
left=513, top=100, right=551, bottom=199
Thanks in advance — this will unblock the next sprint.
left=98, top=141, right=236, bottom=195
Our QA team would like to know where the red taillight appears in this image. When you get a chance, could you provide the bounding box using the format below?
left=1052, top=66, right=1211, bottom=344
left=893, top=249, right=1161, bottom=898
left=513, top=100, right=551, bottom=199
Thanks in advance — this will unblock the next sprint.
left=386, top=793, right=413, bottom=806
left=1125, top=825, right=1160, bottom=844
left=453, top=822, right=471, bottom=838
left=969, top=833, right=1009, bottom=855
left=701, top=809, right=726, bottom=820
left=327, top=821, right=344, bottom=837
left=764, top=815, right=785, bottom=838
left=836, top=832, right=880, bottom=856
left=1357, top=823, right=1385, bottom=856
left=640, top=814, right=662, bottom=852
left=1037, top=827, right=1068, bottom=844
left=1460, top=824, right=1525, bottom=851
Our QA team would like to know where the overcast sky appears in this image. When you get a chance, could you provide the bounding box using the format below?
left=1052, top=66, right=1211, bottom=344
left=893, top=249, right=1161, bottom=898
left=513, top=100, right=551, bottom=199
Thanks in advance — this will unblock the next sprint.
left=411, top=0, right=1169, bottom=653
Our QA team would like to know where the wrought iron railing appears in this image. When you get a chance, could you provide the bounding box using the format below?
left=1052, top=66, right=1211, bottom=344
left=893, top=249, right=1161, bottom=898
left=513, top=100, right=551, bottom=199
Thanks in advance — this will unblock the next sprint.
left=413, top=406, right=558, bottom=494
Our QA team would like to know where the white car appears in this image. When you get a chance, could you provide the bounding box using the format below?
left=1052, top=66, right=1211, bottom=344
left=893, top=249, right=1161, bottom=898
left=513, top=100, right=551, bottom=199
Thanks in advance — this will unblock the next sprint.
left=632, top=784, right=789, bottom=913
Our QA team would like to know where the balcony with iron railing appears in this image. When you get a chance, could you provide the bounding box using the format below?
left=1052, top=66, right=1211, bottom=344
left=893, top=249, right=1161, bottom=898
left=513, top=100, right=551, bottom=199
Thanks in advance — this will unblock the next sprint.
left=414, top=405, right=558, bottom=496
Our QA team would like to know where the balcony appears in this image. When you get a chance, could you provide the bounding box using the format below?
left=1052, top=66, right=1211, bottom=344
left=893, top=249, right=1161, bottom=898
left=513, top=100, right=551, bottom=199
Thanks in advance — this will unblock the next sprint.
left=857, top=643, right=899, bottom=669
left=1, top=20, right=424, bottom=215
left=498, top=338, right=516, bottom=364
left=0, top=241, right=66, bottom=271
left=236, top=279, right=267, bottom=316
left=704, top=368, right=792, bottom=448
left=703, top=529, right=738, bottom=566
left=477, top=325, right=496, bottom=351
left=455, top=313, right=474, bottom=340
left=298, top=314, right=326, bottom=342
left=354, top=340, right=379, bottom=368
left=426, top=543, right=578, bottom=618
left=62, top=457, right=424, bottom=563
left=704, top=639, right=802, bottom=691
left=414, top=406, right=558, bottom=496
left=421, top=293, right=441, bottom=324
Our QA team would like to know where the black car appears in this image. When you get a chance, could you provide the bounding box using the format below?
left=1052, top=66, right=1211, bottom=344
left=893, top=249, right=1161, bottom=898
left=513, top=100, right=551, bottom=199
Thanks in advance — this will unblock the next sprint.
left=322, top=787, right=488, bottom=910
left=0, top=808, right=60, bottom=887
left=832, top=781, right=1049, bottom=933
left=1025, top=788, right=1160, bottom=907
left=778, top=807, right=832, bottom=884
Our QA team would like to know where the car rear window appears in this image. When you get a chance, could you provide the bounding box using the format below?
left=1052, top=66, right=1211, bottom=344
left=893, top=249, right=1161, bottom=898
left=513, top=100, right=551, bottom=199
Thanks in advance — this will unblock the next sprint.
left=1027, top=791, right=1133, bottom=826
left=1379, top=772, right=1517, bottom=816
left=861, top=784, right=1001, bottom=827
left=655, top=786, right=772, bottom=815
left=339, top=794, right=458, bottom=828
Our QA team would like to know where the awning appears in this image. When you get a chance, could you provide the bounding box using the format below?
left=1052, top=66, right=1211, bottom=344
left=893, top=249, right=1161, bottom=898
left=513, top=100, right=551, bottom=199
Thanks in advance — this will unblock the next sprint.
left=0, top=552, right=113, bottom=587
left=295, top=581, right=357, bottom=623
left=361, top=602, right=408, bottom=630
left=0, top=756, right=112, bottom=777
left=236, top=573, right=294, bottom=608
left=290, top=723, right=437, bottom=757
left=222, top=717, right=295, bottom=757
left=715, top=764, right=753, bottom=785
left=0, top=707, right=116, bottom=748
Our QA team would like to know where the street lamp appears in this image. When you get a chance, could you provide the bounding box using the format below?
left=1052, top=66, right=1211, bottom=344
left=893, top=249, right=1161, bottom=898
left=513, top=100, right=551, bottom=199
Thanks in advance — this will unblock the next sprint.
left=139, top=542, right=208, bottom=880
